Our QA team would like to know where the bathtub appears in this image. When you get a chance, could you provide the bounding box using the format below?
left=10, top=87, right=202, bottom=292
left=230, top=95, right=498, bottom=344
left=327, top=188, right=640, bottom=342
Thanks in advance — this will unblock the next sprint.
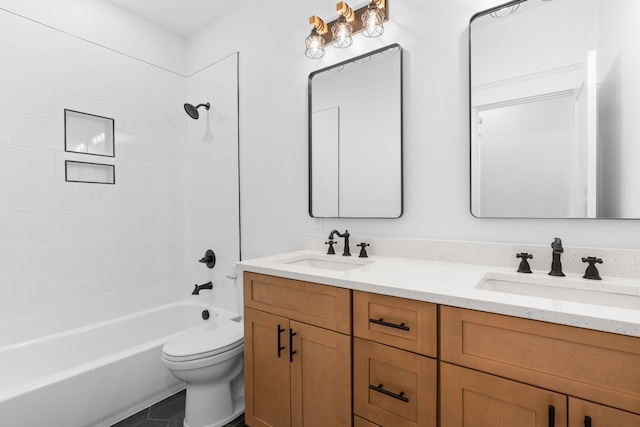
left=0, top=300, right=240, bottom=427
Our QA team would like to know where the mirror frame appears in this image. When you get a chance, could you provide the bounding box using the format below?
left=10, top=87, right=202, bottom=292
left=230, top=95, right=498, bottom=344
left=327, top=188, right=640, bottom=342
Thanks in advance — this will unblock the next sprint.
left=308, top=43, right=404, bottom=219
left=468, top=0, right=611, bottom=219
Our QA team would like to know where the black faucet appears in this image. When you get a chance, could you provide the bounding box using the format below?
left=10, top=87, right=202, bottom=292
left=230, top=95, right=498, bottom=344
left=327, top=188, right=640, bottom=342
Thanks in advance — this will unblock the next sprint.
left=328, top=229, right=351, bottom=256
left=548, top=238, right=565, bottom=277
left=192, top=281, right=213, bottom=295
left=582, top=257, right=603, bottom=280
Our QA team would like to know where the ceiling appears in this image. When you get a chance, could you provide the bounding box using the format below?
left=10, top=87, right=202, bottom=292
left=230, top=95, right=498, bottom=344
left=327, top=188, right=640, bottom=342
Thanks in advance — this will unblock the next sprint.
left=105, top=0, right=245, bottom=38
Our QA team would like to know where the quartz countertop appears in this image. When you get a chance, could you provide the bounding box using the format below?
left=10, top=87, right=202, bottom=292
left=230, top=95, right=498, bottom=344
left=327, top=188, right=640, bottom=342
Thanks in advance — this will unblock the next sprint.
left=235, top=249, right=640, bottom=338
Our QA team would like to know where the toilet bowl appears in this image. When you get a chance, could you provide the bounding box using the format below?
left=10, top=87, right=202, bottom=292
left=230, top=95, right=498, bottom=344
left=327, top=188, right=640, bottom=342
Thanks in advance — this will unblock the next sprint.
left=162, top=317, right=245, bottom=427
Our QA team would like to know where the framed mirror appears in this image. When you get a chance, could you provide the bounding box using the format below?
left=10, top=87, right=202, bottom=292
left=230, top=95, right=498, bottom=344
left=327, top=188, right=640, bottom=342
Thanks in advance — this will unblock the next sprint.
left=309, top=44, right=403, bottom=218
left=471, top=0, right=638, bottom=218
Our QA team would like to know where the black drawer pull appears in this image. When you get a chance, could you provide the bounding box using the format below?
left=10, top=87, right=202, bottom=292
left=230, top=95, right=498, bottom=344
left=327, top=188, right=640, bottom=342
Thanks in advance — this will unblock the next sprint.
left=549, top=405, right=555, bottom=427
left=584, top=416, right=592, bottom=427
left=369, top=384, right=409, bottom=403
left=369, top=318, right=410, bottom=331
left=277, top=325, right=285, bottom=358
left=289, top=329, right=297, bottom=362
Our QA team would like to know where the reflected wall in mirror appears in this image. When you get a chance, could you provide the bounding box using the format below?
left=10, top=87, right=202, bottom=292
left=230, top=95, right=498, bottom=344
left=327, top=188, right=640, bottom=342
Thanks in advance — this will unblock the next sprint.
left=309, top=44, right=403, bottom=218
left=470, top=0, right=639, bottom=218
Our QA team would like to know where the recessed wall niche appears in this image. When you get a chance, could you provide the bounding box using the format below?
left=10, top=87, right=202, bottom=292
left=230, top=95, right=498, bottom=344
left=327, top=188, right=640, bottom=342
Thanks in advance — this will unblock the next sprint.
left=64, top=109, right=115, bottom=157
left=65, top=161, right=115, bottom=185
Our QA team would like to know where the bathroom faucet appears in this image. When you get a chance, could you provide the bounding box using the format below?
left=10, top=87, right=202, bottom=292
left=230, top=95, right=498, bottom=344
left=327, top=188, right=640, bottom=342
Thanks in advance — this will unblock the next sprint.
left=548, top=238, right=565, bottom=277
left=192, top=281, right=213, bottom=295
left=328, top=229, right=351, bottom=256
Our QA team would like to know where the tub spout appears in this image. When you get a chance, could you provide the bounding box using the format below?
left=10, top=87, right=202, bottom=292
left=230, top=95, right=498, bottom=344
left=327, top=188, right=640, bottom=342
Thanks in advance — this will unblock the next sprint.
left=192, top=281, right=213, bottom=295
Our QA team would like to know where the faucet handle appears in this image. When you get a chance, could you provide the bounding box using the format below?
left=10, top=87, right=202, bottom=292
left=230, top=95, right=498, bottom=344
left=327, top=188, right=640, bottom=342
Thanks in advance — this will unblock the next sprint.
left=357, top=242, right=370, bottom=258
left=582, top=257, right=603, bottom=280
left=325, top=239, right=336, bottom=255
left=516, top=252, right=533, bottom=273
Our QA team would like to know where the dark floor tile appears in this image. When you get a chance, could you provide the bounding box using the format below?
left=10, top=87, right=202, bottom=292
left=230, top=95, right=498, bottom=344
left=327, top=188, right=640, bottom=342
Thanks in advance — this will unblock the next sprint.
left=111, top=408, right=149, bottom=427
left=168, top=413, right=185, bottom=427
left=134, top=420, right=168, bottom=427
left=224, top=413, right=247, bottom=427
left=149, top=390, right=186, bottom=420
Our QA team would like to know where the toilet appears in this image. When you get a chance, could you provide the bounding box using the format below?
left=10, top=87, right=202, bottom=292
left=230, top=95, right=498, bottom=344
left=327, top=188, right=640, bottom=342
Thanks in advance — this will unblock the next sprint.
left=162, top=316, right=245, bottom=427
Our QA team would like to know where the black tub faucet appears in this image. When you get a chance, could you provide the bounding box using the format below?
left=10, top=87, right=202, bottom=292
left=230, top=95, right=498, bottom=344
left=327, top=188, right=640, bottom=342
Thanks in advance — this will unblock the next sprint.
left=328, top=229, right=351, bottom=256
left=548, top=238, right=565, bottom=277
left=192, top=281, right=213, bottom=295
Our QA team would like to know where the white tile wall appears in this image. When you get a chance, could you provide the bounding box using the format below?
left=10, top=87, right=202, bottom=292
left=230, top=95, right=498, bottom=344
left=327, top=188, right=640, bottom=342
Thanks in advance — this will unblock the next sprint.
left=10, top=112, right=64, bottom=150
left=0, top=110, right=10, bottom=144
left=0, top=11, right=53, bottom=56
left=0, top=42, right=9, bottom=77
left=0, top=10, right=239, bottom=345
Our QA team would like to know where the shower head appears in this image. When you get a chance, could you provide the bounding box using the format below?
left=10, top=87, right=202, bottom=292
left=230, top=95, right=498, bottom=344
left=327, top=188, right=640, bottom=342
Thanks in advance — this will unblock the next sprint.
left=184, top=102, right=210, bottom=120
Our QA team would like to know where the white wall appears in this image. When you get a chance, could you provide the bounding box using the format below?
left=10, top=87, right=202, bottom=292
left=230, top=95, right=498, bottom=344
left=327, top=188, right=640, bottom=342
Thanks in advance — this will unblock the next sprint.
left=187, top=0, right=640, bottom=259
left=0, top=0, right=186, bottom=74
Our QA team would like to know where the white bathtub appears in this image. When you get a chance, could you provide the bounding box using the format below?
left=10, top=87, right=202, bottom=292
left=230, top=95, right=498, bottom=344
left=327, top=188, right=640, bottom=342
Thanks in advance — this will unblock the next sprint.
left=0, top=300, right=240, bottom=427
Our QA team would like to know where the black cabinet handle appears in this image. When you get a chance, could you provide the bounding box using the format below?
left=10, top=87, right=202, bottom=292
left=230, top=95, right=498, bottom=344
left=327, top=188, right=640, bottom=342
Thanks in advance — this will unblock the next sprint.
left=584, top=416, right=592, bottom=427
left=369, top=318, right=410, bottom=331
left=369, top=384, right=409, bottom=403
left=277, top=325, right=285, bottom=358
left=289, top=329, right=297, bottom=362
left=549, top=405, right=555, bottom=427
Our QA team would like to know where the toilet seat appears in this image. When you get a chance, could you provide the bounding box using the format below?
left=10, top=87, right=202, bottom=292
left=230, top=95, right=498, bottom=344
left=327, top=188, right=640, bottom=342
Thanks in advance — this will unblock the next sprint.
left=163, top=320, right=244, bottom=362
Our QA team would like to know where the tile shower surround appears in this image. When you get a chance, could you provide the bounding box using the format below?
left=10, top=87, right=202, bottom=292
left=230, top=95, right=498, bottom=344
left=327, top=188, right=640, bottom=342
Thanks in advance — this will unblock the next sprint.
left=0, top=8, right=240, bottom=349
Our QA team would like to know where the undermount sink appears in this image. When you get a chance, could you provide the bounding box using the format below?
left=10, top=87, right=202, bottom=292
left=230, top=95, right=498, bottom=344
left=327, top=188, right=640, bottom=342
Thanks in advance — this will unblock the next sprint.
left=279, top=254, right=372, bottom=272
left=476, top=274, right=640, bottom=310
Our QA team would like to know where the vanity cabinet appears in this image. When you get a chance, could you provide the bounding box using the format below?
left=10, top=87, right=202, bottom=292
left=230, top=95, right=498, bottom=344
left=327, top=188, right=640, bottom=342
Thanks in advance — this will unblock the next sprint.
left=568, top=398, right=640, bottom=427
left=352, top=291, right=437, bottom=427
left=243, top=272, right=352, bottom=427
left=440, top=306, right=640, bottom=425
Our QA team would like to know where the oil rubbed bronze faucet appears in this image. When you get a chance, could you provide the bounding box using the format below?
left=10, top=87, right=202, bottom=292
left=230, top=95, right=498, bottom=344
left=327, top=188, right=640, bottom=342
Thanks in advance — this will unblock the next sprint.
left=549, top=237, right=565, bottom=277
left=328, top=229, right=351, bottom=256
left=192, top=281, right=213, bottom=295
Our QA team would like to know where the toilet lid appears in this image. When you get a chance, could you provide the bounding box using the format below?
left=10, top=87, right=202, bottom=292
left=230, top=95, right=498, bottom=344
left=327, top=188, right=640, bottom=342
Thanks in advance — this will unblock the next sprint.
left=162, top=319, right=244, bottom=362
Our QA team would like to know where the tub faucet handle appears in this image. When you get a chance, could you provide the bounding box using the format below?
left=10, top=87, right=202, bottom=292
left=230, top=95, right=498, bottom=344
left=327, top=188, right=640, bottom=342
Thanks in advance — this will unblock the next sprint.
left=199, top=249, right=216, bottom=269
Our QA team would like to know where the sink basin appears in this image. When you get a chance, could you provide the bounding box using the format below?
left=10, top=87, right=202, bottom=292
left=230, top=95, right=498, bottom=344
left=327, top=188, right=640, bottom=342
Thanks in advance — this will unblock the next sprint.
left=476, top=274, right=640, bottom=310
left=279, top=255, right=372, bottom=272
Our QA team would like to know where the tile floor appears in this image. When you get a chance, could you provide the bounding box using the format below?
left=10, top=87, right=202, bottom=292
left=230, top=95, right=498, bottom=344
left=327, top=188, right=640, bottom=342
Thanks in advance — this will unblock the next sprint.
left=111, top=390, right=247, bottom=427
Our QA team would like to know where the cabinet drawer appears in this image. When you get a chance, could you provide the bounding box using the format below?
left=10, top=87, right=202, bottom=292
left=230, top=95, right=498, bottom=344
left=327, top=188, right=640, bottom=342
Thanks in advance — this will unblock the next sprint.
left=353, top=291, right=437, bottom=356
left=568, top=398, right=640, bottom=426
left=244, top=272, right=351, bottom=334
left=441, top=306, right=640, bottom=414
left=353, top=337, right=436, bottom=427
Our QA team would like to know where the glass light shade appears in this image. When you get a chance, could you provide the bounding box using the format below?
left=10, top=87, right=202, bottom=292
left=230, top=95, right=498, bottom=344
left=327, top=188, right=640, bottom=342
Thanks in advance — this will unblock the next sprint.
left=489, top=3, right=520, bottom=18
left=332, top=15, right=353, bottom=48
left=361, top=3, right=385, bottom=38
left=305, top=28, right=325, bottom=59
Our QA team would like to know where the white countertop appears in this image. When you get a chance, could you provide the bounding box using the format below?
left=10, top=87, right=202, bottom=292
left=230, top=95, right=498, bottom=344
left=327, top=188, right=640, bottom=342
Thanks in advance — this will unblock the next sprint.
left=235, top=249, right=640, bottom=338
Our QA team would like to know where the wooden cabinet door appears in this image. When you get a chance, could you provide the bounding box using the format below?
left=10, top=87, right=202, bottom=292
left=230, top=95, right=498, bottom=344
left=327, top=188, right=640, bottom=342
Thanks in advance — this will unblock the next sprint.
left=568, top=398, right=640, bottom=427
left=441, top=362, right=567, bottom=427
left=244, top=308, right=292, bottom=427
left=290, top=320, right=352, bottom=427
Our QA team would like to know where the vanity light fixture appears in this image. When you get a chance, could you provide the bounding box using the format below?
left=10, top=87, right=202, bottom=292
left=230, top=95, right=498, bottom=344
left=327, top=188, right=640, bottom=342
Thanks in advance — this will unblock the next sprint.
left=361, top=0, right=386, bottom=38
left=305, top=16, right=328, bottom=59
left=332, top=3, right=354, bottom=48
left=305, top=0, right=389, bottom=58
